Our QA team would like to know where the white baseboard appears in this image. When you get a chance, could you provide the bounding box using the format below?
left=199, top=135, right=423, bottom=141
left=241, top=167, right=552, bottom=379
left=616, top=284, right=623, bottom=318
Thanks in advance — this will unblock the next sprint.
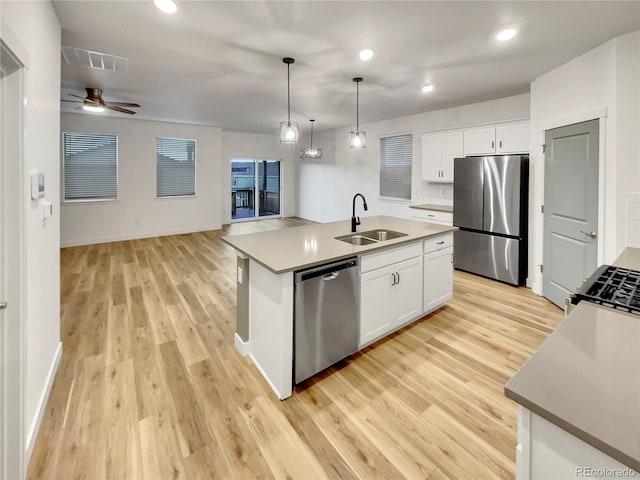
left=234, top=333, right=250, bottom=356
left=249, top=352, right=287, bottom=400
left=60, top=224, right=221, bottom=247
left=26, top=342, right=62, bottom=461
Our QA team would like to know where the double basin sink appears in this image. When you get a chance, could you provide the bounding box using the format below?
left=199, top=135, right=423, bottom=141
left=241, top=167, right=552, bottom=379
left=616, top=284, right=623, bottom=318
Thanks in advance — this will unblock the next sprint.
left=335, top=229, right=407, bottom=246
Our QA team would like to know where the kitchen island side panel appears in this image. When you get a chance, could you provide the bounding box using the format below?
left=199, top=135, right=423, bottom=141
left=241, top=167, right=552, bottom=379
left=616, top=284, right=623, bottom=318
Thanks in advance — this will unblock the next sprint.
left=248, top=259, right=294, bottom=400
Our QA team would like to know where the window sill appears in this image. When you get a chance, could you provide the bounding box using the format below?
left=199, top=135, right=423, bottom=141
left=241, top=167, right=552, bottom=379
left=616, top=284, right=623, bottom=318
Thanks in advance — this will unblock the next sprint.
left=378, top=196, right=412, bottom=204
left=154, top=195, right=198, bottom=200
left=63, top=198, right=119, bottom=205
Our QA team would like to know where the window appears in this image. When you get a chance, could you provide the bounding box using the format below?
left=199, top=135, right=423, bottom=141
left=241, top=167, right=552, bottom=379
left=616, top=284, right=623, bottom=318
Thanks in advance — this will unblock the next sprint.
left=156, top=137, right=196, bottom=197
left=63, top=132, right=118, bottom=201
left=380, top=133, right=412, bottom=200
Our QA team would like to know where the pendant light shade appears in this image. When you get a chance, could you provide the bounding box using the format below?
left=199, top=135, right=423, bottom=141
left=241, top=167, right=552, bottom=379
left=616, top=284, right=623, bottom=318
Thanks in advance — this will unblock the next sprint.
left=279, top=57, right=298, bottom=144
left=350, top=77, right=366, bottom=149
left=300, top=120, right=323, bottom=159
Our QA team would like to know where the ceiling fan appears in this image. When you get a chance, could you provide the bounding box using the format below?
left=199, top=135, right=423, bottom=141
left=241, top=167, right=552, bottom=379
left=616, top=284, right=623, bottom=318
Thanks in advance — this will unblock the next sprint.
left=62, top=88, right=141, bottom=114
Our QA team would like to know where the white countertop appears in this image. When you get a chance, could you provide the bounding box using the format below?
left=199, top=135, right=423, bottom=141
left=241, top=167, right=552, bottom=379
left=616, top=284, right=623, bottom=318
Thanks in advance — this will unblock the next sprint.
left=222, top=215, right=456, bottom=274
left=505, top=247, right=640, bottom=472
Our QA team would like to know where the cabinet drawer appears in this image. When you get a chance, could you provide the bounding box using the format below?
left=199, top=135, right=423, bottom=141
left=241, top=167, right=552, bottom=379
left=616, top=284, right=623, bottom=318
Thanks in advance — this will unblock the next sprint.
left=411, top=209, right=453, bottom=224
left=360, top=241, right=422, bottom=274
left=423, top=233, right=453, bottom=253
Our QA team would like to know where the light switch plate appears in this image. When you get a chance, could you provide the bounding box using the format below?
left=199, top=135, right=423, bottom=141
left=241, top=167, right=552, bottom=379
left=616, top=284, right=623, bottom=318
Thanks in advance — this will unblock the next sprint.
left=237, top=266, right=243, bottom=284
left=42, top=201, right=53, bottom=220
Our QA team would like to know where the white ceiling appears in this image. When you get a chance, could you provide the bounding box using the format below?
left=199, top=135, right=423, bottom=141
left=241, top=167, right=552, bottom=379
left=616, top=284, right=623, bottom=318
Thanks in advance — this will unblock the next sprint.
left=54, top=1, right=640, bottom=134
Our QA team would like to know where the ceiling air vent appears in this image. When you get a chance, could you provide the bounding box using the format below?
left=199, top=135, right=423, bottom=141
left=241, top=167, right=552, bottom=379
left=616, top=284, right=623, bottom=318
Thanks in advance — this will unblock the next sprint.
left=61, top=46, right=128, bottom=73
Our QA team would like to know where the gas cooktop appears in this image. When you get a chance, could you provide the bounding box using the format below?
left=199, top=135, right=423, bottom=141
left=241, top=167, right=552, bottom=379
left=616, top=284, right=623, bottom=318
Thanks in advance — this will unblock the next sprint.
left=572, top=265, right=640, bottom=315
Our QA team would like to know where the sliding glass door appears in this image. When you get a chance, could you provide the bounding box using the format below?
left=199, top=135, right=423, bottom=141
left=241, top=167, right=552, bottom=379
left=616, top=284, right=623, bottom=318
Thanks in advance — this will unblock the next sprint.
left=231, top=159, right=281, bottom=221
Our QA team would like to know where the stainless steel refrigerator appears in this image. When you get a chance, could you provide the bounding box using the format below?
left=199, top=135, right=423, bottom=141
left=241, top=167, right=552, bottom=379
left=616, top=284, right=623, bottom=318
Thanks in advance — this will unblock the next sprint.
left=453, top=155, right=529, bottom=286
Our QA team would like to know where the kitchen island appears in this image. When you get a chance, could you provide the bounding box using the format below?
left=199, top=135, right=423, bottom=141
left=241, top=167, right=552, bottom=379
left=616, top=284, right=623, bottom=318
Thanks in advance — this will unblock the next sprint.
left=223, top=215, right=457, bottom=399
left=505, top=247, right=640, bottom=478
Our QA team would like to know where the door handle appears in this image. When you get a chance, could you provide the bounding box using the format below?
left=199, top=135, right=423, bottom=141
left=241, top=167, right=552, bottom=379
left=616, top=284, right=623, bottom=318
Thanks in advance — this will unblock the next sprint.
left=0, top=302, right=6, bottom=310
left=580, top=230, right=597, bottom=239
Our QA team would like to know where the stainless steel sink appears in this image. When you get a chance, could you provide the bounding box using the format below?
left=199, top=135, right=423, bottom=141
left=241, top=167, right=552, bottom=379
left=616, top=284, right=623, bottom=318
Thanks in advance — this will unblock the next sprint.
left=335, top=229, right=407, bottom=245
left=360, top=229, right=408, bottom=242
left=334, top=234, right=379, bottom=245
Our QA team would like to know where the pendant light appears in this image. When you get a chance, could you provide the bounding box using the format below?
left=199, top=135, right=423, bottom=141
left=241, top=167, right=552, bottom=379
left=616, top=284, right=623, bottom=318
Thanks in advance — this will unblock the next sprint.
left=279, top=57, right=298, bottom=144
left=300, top=119, right=323, bottom=159
left=349, top=77, right=366, bottom=149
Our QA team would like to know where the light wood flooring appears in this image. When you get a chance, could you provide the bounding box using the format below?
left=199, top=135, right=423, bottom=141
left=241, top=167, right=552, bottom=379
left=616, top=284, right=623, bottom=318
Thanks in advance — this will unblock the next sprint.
left=28, top=217, right=563, bottom=480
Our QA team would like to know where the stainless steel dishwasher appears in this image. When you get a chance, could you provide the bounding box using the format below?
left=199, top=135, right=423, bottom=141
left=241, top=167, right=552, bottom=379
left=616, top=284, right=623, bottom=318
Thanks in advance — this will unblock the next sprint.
left=294, top=257, right=359, bottom=384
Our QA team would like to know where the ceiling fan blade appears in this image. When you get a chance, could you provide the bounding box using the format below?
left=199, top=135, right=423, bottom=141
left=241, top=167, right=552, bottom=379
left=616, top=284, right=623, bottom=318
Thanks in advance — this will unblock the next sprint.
left=106, top=101, right=141, bottom=108
left=106, top=104, right=136, bottom=115
left=61, top=99, right=83, bottom=103
left=68, top=93, right=85, bottom=99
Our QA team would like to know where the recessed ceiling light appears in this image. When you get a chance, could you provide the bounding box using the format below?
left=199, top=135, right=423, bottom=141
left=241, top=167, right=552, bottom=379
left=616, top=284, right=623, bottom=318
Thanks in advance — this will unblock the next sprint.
left=359, top=49, right=374, bottom=61
left=496, top=28, right=517, bottom=42
left=154, top=0, right=177, bottom=14
left=82, top=104, right=105, bottom=113
left=422, top=84, right=435, bottom=93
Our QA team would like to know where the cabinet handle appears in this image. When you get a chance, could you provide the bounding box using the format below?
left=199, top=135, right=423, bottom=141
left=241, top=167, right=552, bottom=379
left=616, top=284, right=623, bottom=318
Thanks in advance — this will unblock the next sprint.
left=499, top=140, right=503, bottom=149
left=491, top=140, right=495, bottom=149
left=391, top=273, right=396, bottom=286
left=396, top=272, right=400, bottom=284
left=428, top=214, right=435, bottom=217
left=437, top=241, right=445, bottom=245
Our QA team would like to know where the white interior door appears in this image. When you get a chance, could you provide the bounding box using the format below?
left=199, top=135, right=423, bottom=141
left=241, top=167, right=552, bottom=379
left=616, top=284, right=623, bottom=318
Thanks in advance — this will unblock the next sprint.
left=542, top=120, right=599, bottom=308
left=1, top=39, right=26, bottom=480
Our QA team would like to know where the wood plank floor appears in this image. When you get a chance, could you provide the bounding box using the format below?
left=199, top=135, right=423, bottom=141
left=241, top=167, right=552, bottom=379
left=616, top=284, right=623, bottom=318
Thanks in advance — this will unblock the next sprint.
left=28, top=218, right=563, bottom=480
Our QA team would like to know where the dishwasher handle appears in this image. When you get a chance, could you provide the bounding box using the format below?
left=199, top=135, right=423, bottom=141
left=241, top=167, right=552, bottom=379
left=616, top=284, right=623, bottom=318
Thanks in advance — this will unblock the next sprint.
left=323, top=272, right=339, bottom=281
left=296, top=257, right=358, bottom=283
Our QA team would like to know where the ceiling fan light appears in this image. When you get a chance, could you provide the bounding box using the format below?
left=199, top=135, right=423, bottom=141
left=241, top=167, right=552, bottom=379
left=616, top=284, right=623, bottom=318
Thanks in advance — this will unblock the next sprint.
left=280, top=121, right=299, bottom=144
left=154, top=0, right=177, bottom=14
left=350, top=131, right=366, bottom=149
left=82, top=104, right=105, bottom=113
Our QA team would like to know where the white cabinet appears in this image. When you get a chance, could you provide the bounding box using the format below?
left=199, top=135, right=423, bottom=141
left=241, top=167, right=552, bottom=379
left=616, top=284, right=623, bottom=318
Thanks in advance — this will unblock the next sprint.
left=463, top=121, right=529, bottom=156
left=423, top=233, right=454, bottom=313
left=360, top=243, right=423, bottom=347
left=463, top=126, right=496, bottom=156
left=421, top=130, right=462, bottom=183
left=496, top=122, right=529, bottom=154
left=410, top=208, right=453, bottom=226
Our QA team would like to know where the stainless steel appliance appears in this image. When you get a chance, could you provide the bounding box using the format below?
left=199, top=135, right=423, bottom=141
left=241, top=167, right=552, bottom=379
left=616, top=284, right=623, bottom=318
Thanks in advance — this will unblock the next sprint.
left=568, top=265, right=640, bottom=316
left=294, top=257, right=359, bottom=384
left=453, top=155, right=529, bottom=286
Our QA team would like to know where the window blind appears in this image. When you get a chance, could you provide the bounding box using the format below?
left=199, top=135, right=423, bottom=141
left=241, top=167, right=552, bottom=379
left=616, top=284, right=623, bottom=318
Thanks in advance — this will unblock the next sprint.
left=380, top=133, right=412, bottom=200
left=63, top=132, right=118, bottom=201
left=156, top=137, right=196, bottom=197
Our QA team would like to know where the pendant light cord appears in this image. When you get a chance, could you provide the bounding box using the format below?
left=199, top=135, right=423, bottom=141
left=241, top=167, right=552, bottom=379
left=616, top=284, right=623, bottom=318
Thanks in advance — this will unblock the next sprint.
left=287, top=63, right=291, bottom=124
left=356, top=81, right=359, bottom=130
left=310, top=121, right=314, bottom=147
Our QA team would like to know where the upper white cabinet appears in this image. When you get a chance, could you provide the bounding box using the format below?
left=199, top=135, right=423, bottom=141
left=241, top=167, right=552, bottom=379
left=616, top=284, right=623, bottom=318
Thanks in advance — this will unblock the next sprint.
left=496, top=122, right=529, bottom=154
left=463, top=121, right=529, bottom=156
left=463, top=127, right=496, bottom=156
left=421, top=130, right=463, bottom=183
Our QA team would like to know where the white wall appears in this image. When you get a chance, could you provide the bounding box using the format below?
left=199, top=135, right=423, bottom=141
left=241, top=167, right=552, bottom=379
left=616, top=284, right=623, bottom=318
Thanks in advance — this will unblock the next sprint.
left=60, top=114, right=222, bottom=247
left=221, top=131, right=298, bottom=224
left=1, top=0, right=62, bottom=462
left=529, top=31, right=640, bottom=293
left=297, top=93, right=530, bottom=223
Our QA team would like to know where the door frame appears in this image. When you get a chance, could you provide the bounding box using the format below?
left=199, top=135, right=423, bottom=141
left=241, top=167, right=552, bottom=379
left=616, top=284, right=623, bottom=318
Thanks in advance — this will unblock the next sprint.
left=229, top=157, right=283, bottom=223
left=532, top=106, right=607, bottom=296
left=0, top=17, right=28, bottom=480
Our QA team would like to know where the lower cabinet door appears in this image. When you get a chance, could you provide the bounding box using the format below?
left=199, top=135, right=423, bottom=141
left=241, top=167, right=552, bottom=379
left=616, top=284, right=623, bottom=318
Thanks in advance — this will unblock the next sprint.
left=360, top=265, right=395, bottom=346
left=393, top=257, right=424, bottom=325
left=423, top=247, right=453, bottom=312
